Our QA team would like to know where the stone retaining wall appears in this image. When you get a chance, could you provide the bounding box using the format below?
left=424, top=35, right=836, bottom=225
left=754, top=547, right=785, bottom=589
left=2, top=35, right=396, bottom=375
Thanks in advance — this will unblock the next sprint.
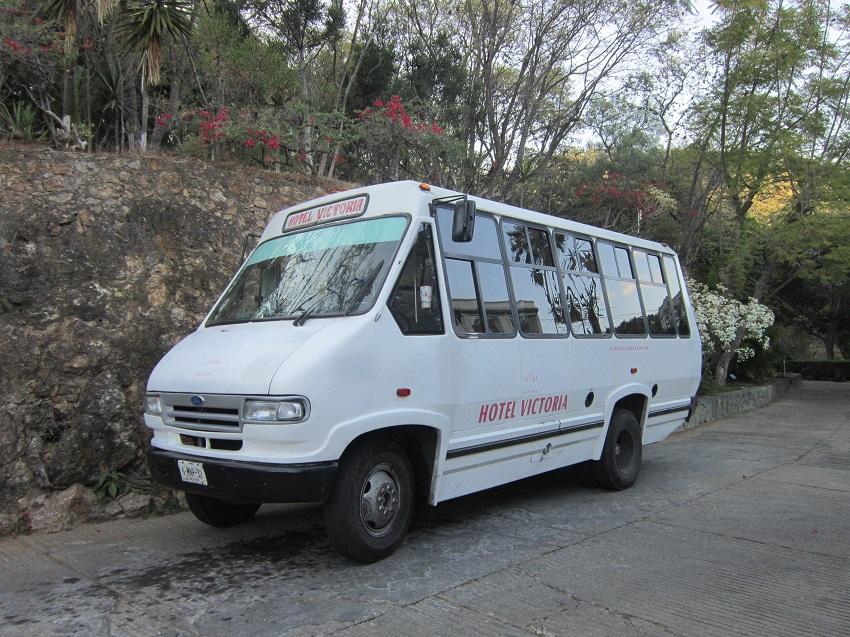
left=0, top=144, right=349, bottom=533
left=681, top=374, right=803, bottom=431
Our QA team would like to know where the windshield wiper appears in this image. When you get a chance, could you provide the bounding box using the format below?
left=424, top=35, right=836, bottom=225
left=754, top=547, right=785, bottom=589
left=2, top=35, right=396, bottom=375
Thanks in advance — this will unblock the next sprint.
left=293, top=299, right=322, bottom=327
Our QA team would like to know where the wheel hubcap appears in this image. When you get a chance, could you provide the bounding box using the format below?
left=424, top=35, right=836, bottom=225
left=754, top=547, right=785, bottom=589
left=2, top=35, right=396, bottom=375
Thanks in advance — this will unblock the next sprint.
left=359, top=463, right=400, bottom=537
left=613, top=429, right=635, bottom=474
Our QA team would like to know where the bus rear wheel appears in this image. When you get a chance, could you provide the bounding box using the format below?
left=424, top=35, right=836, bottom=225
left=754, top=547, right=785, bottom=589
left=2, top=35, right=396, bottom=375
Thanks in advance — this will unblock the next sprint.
left=323, top=439, right=414, bottom=563
left=591, top=408, right=642, bottom=490
left=185, top=493, right=261, bottom=528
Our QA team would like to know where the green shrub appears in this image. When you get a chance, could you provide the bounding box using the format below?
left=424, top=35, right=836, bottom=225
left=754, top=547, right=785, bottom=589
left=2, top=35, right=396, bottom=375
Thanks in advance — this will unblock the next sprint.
left=787, top=360, right=850, bottom=382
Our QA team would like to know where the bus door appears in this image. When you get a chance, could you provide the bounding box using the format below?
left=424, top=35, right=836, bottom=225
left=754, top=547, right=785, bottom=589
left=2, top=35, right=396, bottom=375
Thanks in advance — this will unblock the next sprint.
left=435, top=209, right=522, bottom=440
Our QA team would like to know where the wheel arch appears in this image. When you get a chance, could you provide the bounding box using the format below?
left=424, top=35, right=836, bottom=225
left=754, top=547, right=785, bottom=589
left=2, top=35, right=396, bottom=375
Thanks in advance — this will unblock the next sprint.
left=592, top=384, right=651, bottom=460
left=333, top=416, right=449, bottom=505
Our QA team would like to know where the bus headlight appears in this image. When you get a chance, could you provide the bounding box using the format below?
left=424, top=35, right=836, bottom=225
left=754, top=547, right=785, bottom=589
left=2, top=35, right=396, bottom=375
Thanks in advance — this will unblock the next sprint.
left=243, top=399, right=307, bottom=422
left=145, top=395, right=162, bottom=415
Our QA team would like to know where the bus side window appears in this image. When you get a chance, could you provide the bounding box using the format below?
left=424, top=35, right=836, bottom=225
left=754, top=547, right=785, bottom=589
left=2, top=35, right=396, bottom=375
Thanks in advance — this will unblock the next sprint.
left=662, top=255, right=691, bottom=337
left=437, top=208, right=516, bottom=336
left=634, top=249, right=675, bottom=336
left=388, top=225, right=444, bottom=335
left=557, top=233, right=610, bottom=336
left=599, top=241, right=646, bottom=336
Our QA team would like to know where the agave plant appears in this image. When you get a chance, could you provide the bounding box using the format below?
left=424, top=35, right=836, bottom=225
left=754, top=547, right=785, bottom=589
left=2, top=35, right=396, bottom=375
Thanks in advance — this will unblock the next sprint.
left=0, top=102, right=44, bottom=141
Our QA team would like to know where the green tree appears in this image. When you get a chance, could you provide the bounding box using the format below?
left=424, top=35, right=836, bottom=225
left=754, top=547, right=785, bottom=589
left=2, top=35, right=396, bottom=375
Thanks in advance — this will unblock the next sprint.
left=117, top=0, right=194, bottom=150
left=699, top=0, right=828, bottom=295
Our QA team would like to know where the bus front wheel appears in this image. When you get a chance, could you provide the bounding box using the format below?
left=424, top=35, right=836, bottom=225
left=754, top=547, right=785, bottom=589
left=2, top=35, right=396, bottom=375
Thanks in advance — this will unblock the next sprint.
left=591, top=409, right=642, bottom=490
left=323, top=439, right=414, bottom=563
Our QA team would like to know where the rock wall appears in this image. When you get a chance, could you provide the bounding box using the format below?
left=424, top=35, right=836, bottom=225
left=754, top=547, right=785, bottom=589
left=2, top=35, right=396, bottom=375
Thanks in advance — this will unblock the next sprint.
left=0, top=145, right=348, bottom=533
left=682, top=373, right=803, bottom=430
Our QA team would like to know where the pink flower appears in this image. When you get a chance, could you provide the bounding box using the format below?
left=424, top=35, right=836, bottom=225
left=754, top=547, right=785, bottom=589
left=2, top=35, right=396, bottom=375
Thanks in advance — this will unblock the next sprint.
left=373, top=99, right=384, bottom=108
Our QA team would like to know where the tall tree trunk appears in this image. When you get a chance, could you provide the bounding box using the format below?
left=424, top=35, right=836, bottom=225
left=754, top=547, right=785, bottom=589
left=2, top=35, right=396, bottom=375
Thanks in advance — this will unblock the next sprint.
left=824, top=321, right=837, bottom=360
left=150, top=42, right=186, bottom=149
left=713, top=326, right=747, bottom=386
left=62, top=66, right=73, bottom=117
left=139, top=72, right=149, bottom=151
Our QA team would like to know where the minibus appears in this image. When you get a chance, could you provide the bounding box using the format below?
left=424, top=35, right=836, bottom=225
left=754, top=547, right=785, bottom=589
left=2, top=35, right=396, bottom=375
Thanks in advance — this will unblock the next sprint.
left=145, top=181, right=701, bottom=562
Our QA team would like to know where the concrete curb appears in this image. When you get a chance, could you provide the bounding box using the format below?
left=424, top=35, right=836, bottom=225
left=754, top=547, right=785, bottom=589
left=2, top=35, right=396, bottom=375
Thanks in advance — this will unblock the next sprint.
left=679, top=373, right=803, bottom=431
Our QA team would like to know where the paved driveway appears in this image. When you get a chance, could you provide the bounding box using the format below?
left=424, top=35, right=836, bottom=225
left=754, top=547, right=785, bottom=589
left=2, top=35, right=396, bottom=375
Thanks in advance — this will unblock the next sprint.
left=1, top=381, right=848, bottom=636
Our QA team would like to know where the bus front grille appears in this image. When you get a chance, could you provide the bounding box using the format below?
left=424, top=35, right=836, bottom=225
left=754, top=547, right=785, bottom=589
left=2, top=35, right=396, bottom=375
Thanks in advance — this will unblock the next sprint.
left=161, top=394, right=243, bottom=432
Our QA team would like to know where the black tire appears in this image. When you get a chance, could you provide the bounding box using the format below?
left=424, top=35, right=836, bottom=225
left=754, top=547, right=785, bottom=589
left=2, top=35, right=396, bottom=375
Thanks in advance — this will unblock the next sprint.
left=590, top=409, right=642, bottom=490
left=323, top=439, right=414, bottom=563
left=185, top=493, right=261, bottom=528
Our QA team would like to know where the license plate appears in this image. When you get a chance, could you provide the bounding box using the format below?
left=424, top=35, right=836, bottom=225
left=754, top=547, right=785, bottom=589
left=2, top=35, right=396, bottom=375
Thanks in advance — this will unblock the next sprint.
left=177, top=460, right=208, bottom=486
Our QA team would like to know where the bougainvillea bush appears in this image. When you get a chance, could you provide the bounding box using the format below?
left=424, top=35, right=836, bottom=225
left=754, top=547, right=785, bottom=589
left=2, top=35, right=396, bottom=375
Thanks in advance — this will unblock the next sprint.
left=689, top=280, right=775, bottom=385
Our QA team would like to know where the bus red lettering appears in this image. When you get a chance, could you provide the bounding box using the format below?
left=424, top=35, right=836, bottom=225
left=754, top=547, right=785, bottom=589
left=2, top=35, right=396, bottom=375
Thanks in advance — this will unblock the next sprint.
left=488, top=404, right=499, bottom=421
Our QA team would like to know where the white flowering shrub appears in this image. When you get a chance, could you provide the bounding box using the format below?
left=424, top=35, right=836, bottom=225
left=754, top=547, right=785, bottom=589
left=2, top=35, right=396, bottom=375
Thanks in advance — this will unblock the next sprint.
left=688, top=281, right=774, bottom=379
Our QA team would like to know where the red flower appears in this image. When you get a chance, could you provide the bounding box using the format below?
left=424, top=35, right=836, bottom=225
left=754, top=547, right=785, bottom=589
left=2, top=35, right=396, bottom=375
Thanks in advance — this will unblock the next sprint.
left=334, top=153, right=346, bottom=165
left=155, top=113, right=173, bottom=127
left=3, top=38, right=26, bottom=53
left=244, top=138, right=256, bottom=148
left=431, top=123, right=444, bottom=135
left=266, top=135, right=280, bottom=151
left=373, top=99, right=384, bottom=108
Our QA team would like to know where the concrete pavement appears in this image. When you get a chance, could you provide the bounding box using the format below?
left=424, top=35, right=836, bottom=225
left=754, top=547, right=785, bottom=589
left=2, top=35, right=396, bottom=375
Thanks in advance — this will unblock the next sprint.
left=1, top=380, right=848, bottom=636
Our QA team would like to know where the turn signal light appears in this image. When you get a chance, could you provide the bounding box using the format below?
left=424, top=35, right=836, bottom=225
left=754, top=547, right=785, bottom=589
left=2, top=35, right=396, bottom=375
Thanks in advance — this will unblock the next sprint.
left=419, top=183, right=431, bottom=191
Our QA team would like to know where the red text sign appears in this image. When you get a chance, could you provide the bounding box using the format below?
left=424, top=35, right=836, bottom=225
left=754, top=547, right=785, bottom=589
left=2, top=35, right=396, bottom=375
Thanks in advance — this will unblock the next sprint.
left=284, top=195, right=368, bottom=230
left=478, top=393, right=568, bottom=424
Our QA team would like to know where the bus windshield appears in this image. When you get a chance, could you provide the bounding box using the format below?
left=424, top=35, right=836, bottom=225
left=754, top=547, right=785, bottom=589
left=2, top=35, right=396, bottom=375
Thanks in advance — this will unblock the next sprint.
left=206, top=216, right=409, bottom=326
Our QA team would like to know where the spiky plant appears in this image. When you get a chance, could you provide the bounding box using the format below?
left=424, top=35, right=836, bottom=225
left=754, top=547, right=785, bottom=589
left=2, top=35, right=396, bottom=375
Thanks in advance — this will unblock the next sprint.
left=43, top=0, right=119, bottom=56
left=116, top=0, right=193, bottom=87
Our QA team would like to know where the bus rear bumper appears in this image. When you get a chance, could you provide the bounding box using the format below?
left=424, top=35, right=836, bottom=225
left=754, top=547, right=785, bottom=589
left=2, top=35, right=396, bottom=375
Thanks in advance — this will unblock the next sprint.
left=147, top=448, right=338, bottom=503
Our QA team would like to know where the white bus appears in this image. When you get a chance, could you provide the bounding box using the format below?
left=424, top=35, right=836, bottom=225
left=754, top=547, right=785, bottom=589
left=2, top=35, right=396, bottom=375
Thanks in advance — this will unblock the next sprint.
left=145, top=181, right=701, bottom=562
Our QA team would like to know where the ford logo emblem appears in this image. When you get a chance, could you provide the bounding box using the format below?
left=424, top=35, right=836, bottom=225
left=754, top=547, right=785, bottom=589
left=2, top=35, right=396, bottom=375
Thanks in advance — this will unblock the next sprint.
left=190, top=395, right=205, bottom=407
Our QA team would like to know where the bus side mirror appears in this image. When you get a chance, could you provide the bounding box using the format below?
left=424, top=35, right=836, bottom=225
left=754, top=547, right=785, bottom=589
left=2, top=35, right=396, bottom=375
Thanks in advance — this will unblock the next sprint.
left=452, top=200, right=476, bottom=242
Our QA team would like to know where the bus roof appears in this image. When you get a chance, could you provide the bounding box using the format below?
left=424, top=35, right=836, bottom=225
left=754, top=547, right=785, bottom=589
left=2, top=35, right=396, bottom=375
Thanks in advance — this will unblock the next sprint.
left=262, top=180, right=676, bottom=256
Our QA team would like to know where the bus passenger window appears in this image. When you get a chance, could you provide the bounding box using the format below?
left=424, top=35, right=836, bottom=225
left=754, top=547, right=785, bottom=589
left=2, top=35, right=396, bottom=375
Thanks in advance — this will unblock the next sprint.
left=614, top=247, right=633, bottom=279
left=574, top=239, right=598, bottom=273
left=597, top=243, right=619, bottom=276
left=511, top=268, right=568, bottom=335
left=606, top=280, right=647, bottom=335
left=663, top=255, right=691, bottom=337
left=528, top=228, right=555, bottom=267
left=557, top=234, right=609, bottom=336
left=445, top=259, right=483, bottom=333
left=477, top=262, right=515, bottom=334
left=598, top=242, right=646, bottom=336
left=388, top=225, right=444, bottom=335
left=565, top=273, right=610, bottom=335
left=437, top=207, right=516, bottom=337
left=634, top=250, right=675, bottom=336
left=633, top=250, right=652, bottom=282
left=502, top=221, right=531, bottom=264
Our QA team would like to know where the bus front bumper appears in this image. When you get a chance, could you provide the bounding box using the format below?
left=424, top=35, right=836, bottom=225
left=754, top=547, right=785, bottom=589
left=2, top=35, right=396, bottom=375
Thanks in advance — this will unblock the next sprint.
left=147, top=448, right=338, bottom=503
